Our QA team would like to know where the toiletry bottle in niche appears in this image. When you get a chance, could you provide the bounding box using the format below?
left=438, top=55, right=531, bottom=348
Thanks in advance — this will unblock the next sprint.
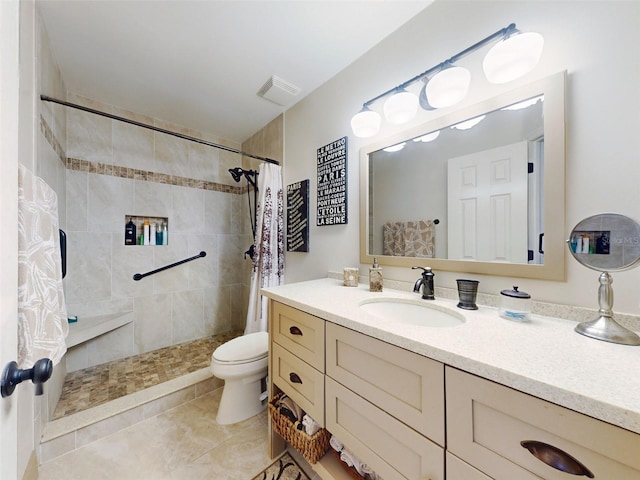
left=156, top=223, right=163, bottom=245
left=162, top=222, right=168, bottom=245
left=150, top=222, right=157, bottom=246
left=369, top=257, right=383, bottom=292
left=143, top=221, right=150, bottom=246
left=125, top=217, right=136, bottom=245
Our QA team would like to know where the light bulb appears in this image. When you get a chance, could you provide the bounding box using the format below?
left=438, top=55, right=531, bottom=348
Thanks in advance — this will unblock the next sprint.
left=483, top=32, right=544, bottom=84
left=383, top=90, right=418, bottom=125
left=425, top=66, right=471, bottom=108
left=350, top=108, right=381, bottom=138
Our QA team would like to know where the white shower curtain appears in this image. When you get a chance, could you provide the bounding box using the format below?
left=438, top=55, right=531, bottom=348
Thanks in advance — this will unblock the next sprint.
left=245, top=162, right=284, bottom=334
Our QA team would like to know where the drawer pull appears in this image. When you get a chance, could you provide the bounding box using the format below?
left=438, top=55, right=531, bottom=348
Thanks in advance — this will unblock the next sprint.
left=289, top=372, right=303, bottom=384
left=289, top=326, right=303, bottom=336
left=521, top=441, right=594, bottom=478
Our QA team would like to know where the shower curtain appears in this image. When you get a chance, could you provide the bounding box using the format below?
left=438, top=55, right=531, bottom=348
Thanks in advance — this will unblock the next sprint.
left=245, top=162, right=284, bottom=334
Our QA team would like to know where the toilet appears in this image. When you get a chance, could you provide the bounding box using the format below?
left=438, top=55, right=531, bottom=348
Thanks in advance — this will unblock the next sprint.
left=210, top=331, right=269, bottom=425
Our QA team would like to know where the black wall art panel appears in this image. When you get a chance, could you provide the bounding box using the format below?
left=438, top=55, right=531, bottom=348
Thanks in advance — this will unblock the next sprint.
left=317, top=136, right=348, bottom=226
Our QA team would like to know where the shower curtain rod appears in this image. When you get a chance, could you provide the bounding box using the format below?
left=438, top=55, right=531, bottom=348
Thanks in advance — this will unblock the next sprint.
left=40, top=95, right=280, bottom=165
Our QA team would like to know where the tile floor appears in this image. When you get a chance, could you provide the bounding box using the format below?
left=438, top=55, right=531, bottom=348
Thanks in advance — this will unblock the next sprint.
left=40, top=332, right=322, bottom=479
left=39, top=388, right=288, bottom=479
left=53, top=331, right=242, bottom=419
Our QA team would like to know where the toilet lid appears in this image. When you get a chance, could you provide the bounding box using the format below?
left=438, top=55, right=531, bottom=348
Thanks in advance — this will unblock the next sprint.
left=212, top=331, right=268, bottom=363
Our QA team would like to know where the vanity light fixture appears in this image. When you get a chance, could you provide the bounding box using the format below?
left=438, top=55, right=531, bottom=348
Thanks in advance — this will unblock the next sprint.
left=483, top=32, right=544, bottom=84
left=383, top=88, right=419, bottom=124
left=350, top=23, right=543, bottom=138
left=425, top=64, right=471, bottom=109
left=350, top=106, right=382, bottom=138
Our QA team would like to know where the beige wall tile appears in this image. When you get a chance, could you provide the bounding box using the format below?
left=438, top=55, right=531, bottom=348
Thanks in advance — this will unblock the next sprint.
left=172, top=289, right=205, bottom=344
left=66, top=95, right=113, bottom=165
left=188, top=141, right=218, bottom=182
left=113, top=118, right=154, bottom=171
left=66, top=232, right=112, bottom=304
left=154, top=131, right=189, bottom=177
left=134, top=293, right=173, bottom=353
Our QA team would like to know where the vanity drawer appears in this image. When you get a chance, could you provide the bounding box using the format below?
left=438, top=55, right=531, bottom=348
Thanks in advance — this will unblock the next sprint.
left=326, top=377, right=444, bottom=480
left=271, top=342, right=324, bottom=425
left=326, top=322, right=445, bottom=445
left=271, top=301, right=325, bottom=371
left=446, top=452, right=492, bottom=480
left=446, top=367, right=640, bottom=479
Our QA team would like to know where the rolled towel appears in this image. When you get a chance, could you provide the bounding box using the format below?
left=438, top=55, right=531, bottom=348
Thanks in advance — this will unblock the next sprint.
left=278, top=406, right=298, bottom=424
left=302, top=414, right=321, bottom=436
left=340, top=448, right=370, bottom=478
left=275, top=395, right=304, bottom=421
left=329, top=435, right=344, bottom=452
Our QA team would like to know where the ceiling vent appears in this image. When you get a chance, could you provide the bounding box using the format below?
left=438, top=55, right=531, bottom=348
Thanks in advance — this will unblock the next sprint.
left=257, top=75, right=301, bottom=106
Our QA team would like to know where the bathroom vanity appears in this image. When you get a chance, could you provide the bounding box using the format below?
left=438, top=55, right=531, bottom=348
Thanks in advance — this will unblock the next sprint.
left=264, top=278, right=640, bottom=480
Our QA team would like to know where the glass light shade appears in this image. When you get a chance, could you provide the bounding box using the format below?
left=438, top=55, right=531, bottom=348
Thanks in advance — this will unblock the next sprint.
left=425, top=66, right=471, bottom=108
left=451, top=115, right=486, bottom=130
left=413, top=131, right=440, bottom=143
left=351, top=109, right=381, bottom=138
left=383, top=90, right=418, bottom=125
left=483, top=32, right=544, bottom=84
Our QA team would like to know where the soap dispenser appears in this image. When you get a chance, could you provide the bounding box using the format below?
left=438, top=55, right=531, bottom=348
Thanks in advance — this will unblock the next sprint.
left=369, top=257, right=383, bottom=292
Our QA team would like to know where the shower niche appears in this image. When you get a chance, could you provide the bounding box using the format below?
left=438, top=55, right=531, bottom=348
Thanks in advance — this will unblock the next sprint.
left=125, top=215, right=169, bottom=246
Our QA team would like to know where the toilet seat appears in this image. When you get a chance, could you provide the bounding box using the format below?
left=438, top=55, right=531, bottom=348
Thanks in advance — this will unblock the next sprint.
left=212, top=331, right=268, bottom=364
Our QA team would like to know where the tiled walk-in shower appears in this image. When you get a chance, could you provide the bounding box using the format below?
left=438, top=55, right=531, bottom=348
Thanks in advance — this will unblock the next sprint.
left=53, top=331, right=242, bottom=419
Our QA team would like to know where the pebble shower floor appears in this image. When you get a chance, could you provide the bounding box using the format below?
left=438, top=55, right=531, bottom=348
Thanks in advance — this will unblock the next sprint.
left=53, top=330, right=242, bottom=419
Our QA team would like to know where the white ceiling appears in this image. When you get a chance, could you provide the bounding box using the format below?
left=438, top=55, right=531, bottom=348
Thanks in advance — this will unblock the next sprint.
left=37, top=1, right=432, bottom=144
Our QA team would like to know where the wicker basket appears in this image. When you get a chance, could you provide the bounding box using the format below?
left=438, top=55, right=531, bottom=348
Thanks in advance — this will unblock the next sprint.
left=268, top=393, right=331, bottom=464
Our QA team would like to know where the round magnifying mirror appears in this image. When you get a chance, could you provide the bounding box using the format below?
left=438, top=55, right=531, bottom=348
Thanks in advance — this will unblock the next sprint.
left=568, top=213, right=640, bottom=271
left=567, top=213, right=640, bottom=345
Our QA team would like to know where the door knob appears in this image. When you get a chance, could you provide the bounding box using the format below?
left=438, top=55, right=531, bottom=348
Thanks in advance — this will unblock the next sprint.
left=1, top=358, right=53, bottom=398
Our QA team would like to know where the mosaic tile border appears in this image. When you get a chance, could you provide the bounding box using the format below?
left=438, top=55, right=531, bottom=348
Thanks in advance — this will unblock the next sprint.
left=65, top=157, right=246, bottom=194
left=41, top=113, right=248, bottom=194
left=40, top=115, right=66, bottom=163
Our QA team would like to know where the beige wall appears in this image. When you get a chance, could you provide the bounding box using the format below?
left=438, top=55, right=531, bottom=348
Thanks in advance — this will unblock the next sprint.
left=283, top=0, right=640, bottom=316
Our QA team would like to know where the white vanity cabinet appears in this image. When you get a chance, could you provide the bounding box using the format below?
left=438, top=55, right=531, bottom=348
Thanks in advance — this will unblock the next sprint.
left=446, top=367, right=640, bottom=479
left=325, top=322, right=445, bottom=480
left=270, top=301, right=325, bottom=424
left=266, top=296, right=640, bottom=480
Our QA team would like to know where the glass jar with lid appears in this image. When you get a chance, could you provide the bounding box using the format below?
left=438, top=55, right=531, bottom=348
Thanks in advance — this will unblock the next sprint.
left=499, top=286, right=531, bottom=322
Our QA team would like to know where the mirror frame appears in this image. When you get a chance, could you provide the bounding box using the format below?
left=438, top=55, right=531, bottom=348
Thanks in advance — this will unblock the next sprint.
left=360, top=71, right=566, bottom=280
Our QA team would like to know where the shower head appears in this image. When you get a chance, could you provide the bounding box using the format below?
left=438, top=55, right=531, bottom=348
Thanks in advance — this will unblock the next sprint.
left=229, top=167, right=244, bottom=183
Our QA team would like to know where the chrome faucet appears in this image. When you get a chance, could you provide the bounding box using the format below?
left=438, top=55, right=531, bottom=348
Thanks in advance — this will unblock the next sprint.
left=412, top=266, right=435, bottom=300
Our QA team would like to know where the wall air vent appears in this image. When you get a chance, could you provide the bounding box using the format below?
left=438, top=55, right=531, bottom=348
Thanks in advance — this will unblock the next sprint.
left=257, top=75, right=301, bottom=106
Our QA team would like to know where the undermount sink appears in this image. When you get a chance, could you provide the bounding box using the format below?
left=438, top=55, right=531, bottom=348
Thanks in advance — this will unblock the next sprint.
left=359, top=298, right=465, bottom=328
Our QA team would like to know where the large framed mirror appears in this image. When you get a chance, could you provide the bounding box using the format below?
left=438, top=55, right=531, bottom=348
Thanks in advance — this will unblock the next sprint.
left=360, top=71, right=566, bottom=280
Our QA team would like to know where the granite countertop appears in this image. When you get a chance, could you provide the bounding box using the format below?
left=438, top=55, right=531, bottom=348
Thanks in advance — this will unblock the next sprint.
left=262, top=277, right=640, bottom=435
